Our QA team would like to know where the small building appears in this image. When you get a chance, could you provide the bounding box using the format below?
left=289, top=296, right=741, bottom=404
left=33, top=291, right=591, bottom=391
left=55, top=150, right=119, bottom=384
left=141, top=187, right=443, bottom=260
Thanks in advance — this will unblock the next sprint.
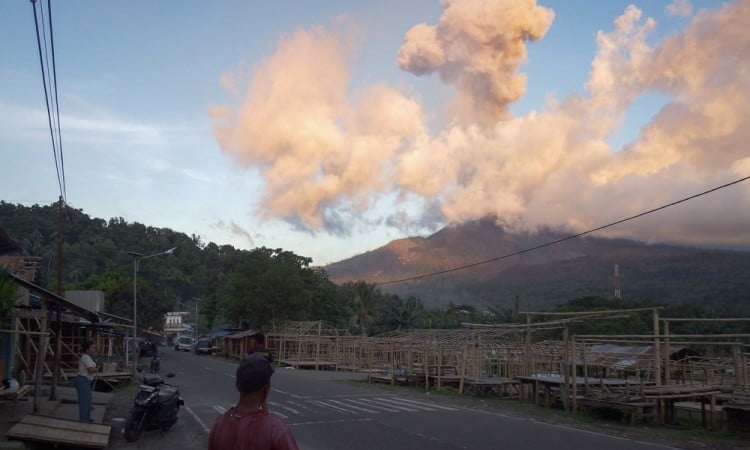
left=164, top=311, right=190, bottom=344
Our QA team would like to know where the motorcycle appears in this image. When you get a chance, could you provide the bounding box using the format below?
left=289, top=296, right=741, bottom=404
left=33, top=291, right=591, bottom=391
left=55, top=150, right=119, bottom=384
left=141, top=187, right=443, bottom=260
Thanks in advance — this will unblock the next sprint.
left=124, top=371, right=184, bottom=442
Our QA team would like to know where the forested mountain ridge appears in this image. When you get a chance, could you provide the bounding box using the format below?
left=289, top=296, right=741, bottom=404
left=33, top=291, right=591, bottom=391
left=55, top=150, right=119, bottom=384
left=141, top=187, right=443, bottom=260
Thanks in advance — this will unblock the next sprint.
left=3, top=201, right=749, bottom=334
left=326, top=218, right=750, bottom=312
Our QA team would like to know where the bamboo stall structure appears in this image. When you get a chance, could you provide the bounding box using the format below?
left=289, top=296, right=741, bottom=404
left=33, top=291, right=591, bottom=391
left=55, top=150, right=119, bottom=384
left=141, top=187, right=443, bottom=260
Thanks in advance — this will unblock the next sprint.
left=251, top=311, right=749, bottom=431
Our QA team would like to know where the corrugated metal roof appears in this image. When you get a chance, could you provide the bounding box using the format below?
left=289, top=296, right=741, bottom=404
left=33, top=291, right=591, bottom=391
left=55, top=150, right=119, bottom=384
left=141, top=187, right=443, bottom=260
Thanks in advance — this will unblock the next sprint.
left=9, top=273, right=100, bottom=323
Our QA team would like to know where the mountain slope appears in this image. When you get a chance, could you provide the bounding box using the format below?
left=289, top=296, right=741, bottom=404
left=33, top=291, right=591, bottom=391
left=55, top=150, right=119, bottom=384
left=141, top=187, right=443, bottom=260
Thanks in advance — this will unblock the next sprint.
left=325, top=218, right=750, bottom=311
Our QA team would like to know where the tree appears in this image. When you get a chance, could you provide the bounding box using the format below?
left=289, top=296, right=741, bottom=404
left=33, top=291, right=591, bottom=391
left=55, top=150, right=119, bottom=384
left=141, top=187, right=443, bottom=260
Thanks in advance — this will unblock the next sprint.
left=374, top=294, right=423, bottom=333
left=0, top=269, right=18, bottom=322
left=344, top=281, right=379, bottom=336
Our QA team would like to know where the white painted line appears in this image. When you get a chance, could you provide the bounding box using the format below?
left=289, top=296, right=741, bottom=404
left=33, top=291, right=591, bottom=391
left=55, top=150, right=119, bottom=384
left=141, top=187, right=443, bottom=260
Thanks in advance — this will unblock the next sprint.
left=288, top=418, right=373, bottom=427
left=346, top=398, right=395, bottom=412
left=272, top=388, right=304, bottom=399
left=268, top=401, right=300, bottom=415
left=184, top=405, right=211, bottom=434
left=224, top=373, right=235, bottom=378
left=213, top=405, right=227, bottom=414
left=310, top=400, right=360, bottom=414
left=327, top=399, right=380, bottom=414
left=366, top=398, right=419, bottom=412
left=395, top=397, right=458, bottom=411
left=287, top=400, right=315, bottom=411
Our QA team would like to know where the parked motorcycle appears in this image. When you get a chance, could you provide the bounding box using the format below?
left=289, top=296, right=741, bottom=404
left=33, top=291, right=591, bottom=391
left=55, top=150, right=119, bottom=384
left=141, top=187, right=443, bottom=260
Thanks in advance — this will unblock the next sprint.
left=124, top=371, right=184, bottom=442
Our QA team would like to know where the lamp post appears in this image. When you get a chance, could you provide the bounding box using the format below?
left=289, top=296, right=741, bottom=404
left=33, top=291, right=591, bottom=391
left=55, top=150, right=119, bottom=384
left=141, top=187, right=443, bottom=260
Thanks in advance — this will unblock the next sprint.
left=192, top=297, right=202, bottom=337
left=126, top=246, right=176, bottom=368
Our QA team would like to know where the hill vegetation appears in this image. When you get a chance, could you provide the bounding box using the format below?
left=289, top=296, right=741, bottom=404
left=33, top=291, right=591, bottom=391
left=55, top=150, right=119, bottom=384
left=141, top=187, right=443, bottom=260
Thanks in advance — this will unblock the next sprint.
left=1, top=201, right=748, bottom=337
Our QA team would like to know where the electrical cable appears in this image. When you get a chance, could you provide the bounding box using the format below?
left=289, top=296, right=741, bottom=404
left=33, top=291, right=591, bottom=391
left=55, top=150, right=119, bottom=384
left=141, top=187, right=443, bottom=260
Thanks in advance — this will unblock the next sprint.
left=30, top=0, right=66, bottom=203
left=376, top=175, right=750, bottom=287
left=47, top=0, right=66, bottom=200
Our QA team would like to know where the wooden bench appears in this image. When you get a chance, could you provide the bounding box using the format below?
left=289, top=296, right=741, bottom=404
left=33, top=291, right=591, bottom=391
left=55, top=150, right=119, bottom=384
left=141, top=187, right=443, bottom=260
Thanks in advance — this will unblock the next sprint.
left=6, top=414, right=110, bottom=448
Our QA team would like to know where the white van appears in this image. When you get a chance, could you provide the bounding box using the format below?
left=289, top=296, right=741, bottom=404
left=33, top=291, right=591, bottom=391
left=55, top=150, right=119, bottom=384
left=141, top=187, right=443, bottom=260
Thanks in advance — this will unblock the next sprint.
left=174, top=336, right=194, bottom=352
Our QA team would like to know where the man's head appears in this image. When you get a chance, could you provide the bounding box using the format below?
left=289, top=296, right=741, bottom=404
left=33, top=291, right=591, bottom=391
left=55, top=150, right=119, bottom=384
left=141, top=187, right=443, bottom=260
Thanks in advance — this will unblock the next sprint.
left=236, top=353, right=273, bottom=395
left=81, top=340, right=96, bottom=355
left=251, top=332, right=266, bottom=347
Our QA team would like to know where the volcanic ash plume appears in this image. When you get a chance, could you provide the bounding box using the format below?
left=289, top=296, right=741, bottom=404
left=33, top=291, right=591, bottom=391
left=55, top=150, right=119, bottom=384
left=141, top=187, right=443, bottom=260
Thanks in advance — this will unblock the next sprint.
left=212, top=0, right=750, bottom=249
left=397, top=0, right=554, bottom=125
left=211, top=27, right=426, bottom=230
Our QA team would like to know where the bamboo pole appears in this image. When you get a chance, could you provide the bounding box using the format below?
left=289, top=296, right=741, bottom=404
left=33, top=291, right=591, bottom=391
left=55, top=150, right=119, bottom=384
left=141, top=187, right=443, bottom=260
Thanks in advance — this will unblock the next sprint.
left=32, top=301, right=49, bottom=413
left=582, top=342, right=589, bottom=395
left=562, top=325, right=570, bottom=412
left=459, top=344, right=467, bottom=394
left=572, top=336, right=578, bottom=412
left=664, top=321, right=671, bottom=385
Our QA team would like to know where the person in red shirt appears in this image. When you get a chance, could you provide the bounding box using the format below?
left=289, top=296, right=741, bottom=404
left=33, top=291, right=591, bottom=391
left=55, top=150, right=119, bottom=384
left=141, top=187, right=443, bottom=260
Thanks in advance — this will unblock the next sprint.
left=208, top=353, right=299, bottom=450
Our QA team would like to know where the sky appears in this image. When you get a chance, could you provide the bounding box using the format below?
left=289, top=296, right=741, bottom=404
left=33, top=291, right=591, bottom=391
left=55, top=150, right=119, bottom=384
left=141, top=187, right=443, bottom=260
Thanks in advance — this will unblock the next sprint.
left=1, top=0, right=749, bottom=266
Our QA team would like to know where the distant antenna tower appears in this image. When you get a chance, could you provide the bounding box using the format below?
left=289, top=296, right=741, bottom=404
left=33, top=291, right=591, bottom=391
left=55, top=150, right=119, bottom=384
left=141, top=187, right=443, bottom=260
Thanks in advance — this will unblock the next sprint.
left=613, top=264, right=621, bottom=299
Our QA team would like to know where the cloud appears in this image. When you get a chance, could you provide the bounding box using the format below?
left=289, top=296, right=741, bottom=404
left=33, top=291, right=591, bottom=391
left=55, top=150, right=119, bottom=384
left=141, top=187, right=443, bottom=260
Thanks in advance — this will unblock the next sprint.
left=211, top=219, right=254, bottom=246
left=212, top=26, right=426, bottom=229
left=397, top=0, right=555, bottom=126
left=213, top=0, right=750, bottom=250
left=666, top=0, right=693, bottom=17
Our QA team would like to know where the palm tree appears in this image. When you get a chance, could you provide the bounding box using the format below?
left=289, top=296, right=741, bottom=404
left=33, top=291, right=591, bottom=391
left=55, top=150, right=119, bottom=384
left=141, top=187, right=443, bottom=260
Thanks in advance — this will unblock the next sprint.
left=351, top=281, right=377, bottom=336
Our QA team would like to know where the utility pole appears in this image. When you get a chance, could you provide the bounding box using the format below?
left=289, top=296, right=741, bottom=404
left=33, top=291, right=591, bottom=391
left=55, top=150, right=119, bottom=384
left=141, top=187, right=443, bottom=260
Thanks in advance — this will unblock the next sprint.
left=193, top=297, right=202, bottom=337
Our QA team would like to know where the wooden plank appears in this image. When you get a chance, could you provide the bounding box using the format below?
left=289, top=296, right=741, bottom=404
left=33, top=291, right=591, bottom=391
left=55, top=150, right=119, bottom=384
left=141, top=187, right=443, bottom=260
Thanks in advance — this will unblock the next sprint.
left=6, top=415, right=110, bottom=448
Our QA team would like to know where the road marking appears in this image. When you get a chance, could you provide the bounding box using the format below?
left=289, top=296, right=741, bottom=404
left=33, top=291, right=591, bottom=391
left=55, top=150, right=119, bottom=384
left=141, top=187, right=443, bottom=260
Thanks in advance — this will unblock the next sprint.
left=272, top=388, right=304, bottom=399
left=327, top=399, right=380, bottom=413
left=288, top=418, right=373, bottom=427
left=395, top=397, right=458, bottom=411
left=365, top=398, right=419, bottom=412
left=184, top=405, right=211, bottom=433
left=310, top=400, right=361, bottom=414
left=213, top=405, right=226, bottom=414
left=346, top=398, right=397, bottom=412
left=224, top=373, right=235, bottom=378
left=268, top=401, right=299, bottom=415
left=286, top=400, right=315, bottom=412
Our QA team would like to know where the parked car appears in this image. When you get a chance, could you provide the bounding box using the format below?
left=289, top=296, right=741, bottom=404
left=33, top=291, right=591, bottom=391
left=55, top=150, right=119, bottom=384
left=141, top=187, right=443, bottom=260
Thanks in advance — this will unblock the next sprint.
left=174, top=336, right=194, bottom=352
left=194, top=339, right=212, bottom=355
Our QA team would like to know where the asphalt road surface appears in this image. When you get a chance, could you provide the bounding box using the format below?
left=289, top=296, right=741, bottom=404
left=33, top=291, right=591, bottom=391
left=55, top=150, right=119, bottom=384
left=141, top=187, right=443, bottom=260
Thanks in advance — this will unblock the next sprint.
left=107, top=349, right=681, bottom=450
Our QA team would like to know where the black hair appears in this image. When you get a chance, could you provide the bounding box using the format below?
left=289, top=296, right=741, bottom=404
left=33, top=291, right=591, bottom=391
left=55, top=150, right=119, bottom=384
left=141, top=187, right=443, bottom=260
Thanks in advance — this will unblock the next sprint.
left=251, top=332, right=266, bottom=346
left=80, top=340, right=95, bottom=354
left=236, top=353, right=273, bottom=394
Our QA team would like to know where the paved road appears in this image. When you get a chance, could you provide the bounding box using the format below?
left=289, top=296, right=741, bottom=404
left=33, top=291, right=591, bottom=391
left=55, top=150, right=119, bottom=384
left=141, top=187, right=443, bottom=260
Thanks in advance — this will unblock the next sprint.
left=108, top=349, right=680, bottom=450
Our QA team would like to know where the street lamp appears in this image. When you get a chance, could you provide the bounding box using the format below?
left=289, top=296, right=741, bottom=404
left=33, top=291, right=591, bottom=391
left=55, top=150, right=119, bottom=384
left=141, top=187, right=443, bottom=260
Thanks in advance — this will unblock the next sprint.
left=126, top=246, right=176, bottom=367
left=192, top=297, right=202, bottom=337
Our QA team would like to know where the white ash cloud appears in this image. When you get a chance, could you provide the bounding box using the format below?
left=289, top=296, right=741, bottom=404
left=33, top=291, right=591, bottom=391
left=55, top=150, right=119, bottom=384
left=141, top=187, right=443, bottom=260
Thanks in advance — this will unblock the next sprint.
left=397, top=0, right=554, bottom=126
left=212, top=0, right=750, bottom=250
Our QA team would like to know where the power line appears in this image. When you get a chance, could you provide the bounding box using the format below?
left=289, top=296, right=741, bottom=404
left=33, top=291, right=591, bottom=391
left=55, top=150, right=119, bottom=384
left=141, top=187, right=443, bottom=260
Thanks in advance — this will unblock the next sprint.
left=30, top=0, right=66, bottom=203
left=376, top=175, right=750, bottom=287
left=48, top=0, right=66, bottom=200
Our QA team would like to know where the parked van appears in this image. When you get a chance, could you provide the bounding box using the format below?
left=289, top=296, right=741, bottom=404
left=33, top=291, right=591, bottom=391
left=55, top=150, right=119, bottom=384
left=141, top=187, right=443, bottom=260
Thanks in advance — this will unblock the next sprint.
left=194, top=338, right=212, bottom=355
left=174, top=336, right=194, bottom=352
